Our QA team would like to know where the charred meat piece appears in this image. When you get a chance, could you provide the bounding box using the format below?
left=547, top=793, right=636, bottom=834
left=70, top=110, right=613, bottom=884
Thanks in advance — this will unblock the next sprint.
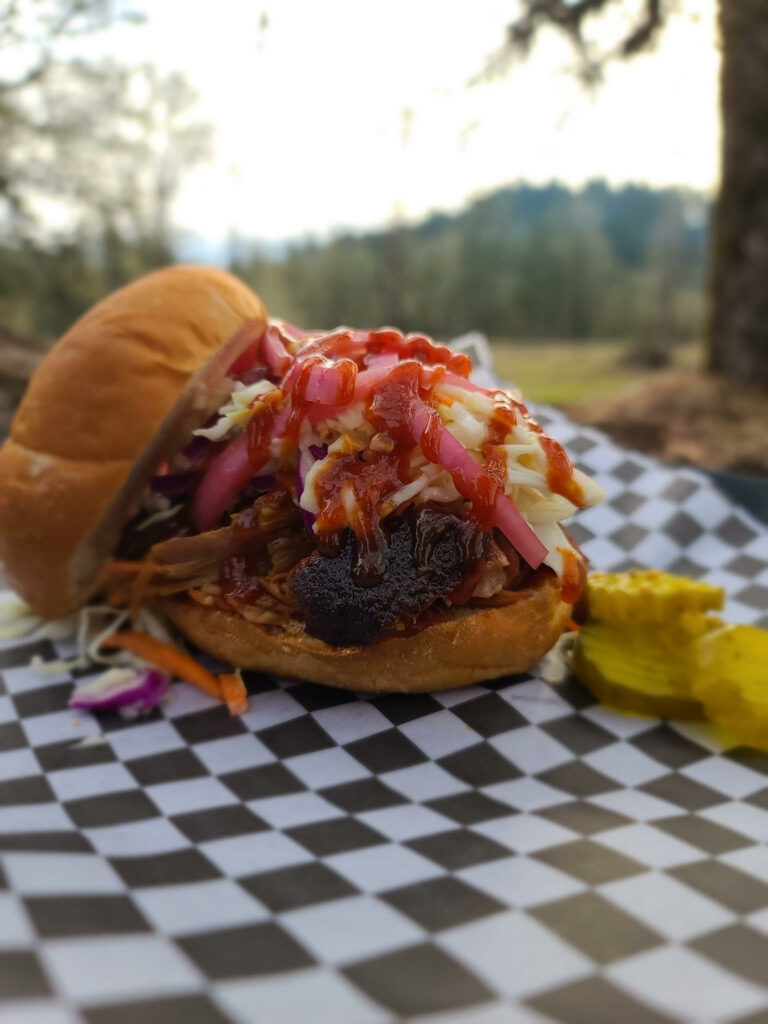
left=289, top=506, right=489, bottom=647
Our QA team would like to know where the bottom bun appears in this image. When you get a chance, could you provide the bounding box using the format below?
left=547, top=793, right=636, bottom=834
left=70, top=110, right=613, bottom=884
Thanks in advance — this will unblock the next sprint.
left=160, top=573, right=571, bottom=693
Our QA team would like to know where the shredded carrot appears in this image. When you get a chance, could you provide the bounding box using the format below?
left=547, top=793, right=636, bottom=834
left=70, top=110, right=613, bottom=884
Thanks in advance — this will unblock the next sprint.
left=102, top=631, right=223, bottom=701
left=566, top=618, right=582, bottom=633
left=129, top=560, right=156, bottom=619
left=219, top=671, right=250, bottom=716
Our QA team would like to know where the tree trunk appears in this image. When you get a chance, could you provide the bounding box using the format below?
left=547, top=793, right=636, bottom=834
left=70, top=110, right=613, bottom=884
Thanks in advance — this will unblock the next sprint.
left=708, top=0, right=768, bottom=386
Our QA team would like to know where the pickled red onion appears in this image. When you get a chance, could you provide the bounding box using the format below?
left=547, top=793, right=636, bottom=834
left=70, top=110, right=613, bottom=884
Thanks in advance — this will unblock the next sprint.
left=439, top=372, right=493, bottom=396
left=304, top=360, right=448, bottom=425
left=262, top=325, right=293, bottom=377
left=410, top=402, right=546, bottom=568
left=192, top=406, right=289, bottom=531
left=298, top=358, right=358, bottom=405
left=366, top=351, right=400, bottom=370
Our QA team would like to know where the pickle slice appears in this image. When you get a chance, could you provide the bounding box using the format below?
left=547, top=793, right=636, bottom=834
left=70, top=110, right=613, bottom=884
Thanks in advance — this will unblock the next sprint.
left=690, top=626, right=768, bottom=750
left=573, top=620, right=704, bottom=719
left=587, top=570, right=724, bottom=625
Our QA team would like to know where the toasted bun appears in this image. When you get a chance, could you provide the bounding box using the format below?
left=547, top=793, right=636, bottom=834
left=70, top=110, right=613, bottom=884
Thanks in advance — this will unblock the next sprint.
left=0, top=265, right=267, bottom=617
left=160, top=573, right=570, bottom=693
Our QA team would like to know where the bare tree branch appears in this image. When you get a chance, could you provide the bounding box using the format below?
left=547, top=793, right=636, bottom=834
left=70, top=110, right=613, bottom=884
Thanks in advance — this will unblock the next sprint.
left=478, top=0, right=671, bottom=83
left=0, top=1, right=142, bottom=93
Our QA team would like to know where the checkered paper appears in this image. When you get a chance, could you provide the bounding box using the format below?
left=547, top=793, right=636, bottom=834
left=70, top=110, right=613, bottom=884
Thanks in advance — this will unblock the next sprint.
left=2, top=346, right=768, bottom=1023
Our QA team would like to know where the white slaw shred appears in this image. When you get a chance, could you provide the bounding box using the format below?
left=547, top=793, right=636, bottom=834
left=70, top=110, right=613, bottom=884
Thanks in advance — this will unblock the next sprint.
left=0, top=596, right=181, bottom=687
left=135, top=502, right=184, bottom=532
left=193, top=378, right=278, bottom=441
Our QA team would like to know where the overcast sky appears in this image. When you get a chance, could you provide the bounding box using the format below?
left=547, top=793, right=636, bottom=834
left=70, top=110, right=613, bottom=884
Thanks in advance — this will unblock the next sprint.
left=95, top=0, right=719, bottom=246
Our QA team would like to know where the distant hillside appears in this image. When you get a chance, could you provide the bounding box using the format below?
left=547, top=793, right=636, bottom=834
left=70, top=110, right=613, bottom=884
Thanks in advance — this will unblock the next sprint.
left=234, top=181, right=709, bottom=344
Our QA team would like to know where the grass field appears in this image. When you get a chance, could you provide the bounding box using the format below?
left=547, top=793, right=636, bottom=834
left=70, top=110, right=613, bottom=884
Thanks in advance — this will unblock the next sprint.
left=491, top=340, right=703, bottom=406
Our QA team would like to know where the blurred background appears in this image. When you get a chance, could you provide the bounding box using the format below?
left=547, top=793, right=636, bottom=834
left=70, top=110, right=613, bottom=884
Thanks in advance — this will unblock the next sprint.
left=1, top=0, right=766, bottom=481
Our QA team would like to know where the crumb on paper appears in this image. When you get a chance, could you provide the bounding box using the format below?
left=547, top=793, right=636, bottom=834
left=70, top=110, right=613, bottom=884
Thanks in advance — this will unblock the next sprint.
left=71, top=734, right=108, bottom=749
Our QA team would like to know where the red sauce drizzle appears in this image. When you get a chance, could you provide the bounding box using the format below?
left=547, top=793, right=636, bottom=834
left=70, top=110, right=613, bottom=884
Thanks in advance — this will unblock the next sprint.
left=255, top=325, right=583, bottom=591
left=470, top=446, right=504, bottom=530
left=297, top=338, right=473, bottom=573
left=367, top=330, right=471, bottom=376
left=540, top=435, right=586, bottom=507
left=245, top=390, right=285, bottom=470
left=313, top=448, right=412, bottom=580
left=487, top=404, right=517, bottom=445
left=465, top=403, right=518, bottom=530
left=366, top=328, right=404, bottom=353
left=420, top=410, right=442, bottom=465
left=366, top=360, right=428, bottom=445
left=558, top=547, right=583, bottom=604
left=220, top=554, right=264, bottom=602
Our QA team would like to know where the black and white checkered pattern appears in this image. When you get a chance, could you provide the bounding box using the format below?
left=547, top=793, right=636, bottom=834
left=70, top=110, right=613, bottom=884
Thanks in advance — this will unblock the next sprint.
left=2, top=354, right=768, bottom=1022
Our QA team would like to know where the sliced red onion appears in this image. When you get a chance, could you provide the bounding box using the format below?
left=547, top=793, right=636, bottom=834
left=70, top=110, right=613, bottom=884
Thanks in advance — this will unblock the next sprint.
left=438, top=372, right=491, bottom=396
left=304, top=362, right=396, bottom=425
left=262, top=325, right=293, bottom=377
left=300, top=358, right=358, bottom=405
left=69, top=669, right=170, bottom=713
left=410, top=402, right=547, bottom=569
left=354, top=361, right=410, bottom=402
left=366, top=351, right=400, bottom=370
left=192, top=406, right=289, bottom=531
left=150, top=471, right=199, bottom=496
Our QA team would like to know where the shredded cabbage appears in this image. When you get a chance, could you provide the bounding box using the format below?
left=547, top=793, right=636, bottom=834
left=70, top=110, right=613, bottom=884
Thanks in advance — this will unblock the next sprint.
left=69, top=667, right=170, bottom=714
left=292, top=381, right=603, bottom=578
left=194, top=379, right=278, bottom=442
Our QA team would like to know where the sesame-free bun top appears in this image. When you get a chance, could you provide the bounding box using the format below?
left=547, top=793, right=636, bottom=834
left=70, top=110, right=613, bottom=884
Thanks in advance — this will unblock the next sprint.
left=0, top=265, right=267, bottom=617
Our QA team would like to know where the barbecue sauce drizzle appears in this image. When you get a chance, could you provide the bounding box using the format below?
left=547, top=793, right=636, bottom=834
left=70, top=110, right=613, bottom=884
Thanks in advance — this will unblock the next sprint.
left=229, top=326, right=585, bottom=602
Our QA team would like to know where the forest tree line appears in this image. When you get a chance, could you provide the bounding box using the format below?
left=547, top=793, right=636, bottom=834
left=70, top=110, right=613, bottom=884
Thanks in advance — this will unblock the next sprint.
left=0, top=6, right=708, bottom=353
left=234, top=181, right=707, bottom=346
left=1, top=181, right=708, bottom=350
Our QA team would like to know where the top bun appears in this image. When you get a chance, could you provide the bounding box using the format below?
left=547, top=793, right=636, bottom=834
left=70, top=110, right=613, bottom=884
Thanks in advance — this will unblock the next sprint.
left=0, top=265, right=267, bottom=617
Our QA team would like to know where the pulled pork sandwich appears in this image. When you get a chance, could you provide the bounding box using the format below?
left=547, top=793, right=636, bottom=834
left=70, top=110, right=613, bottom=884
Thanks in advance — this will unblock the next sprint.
left=0, top=266, right=604, bottom=694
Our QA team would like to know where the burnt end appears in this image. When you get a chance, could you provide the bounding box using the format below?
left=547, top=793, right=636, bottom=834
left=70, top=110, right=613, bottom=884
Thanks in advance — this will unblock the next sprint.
left=289, top=507, right=488, bottom=647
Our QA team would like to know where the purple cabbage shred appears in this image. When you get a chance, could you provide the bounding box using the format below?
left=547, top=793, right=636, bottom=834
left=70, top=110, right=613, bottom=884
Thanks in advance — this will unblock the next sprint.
left=69, top=669, right=171, bottom=714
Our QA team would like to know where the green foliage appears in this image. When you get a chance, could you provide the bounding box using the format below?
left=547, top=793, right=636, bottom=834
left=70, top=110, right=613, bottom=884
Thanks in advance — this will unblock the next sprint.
left=234, top=182, right=708, bottom=345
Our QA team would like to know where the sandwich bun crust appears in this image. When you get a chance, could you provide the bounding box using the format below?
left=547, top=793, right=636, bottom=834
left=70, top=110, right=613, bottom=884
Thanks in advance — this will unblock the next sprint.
left=160, top=572, right=571, bottom=693
left=0, top=265, right=267, bottom=618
